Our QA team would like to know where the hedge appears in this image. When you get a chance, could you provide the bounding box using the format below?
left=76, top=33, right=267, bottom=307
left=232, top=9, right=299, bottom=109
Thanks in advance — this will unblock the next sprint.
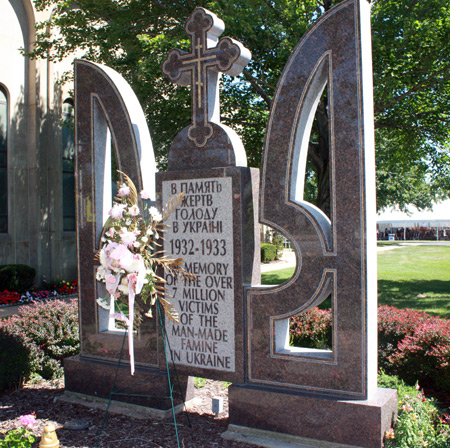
left=0, top=264, right=35, bottom=293
left=261, top=243, right=277, bottom=263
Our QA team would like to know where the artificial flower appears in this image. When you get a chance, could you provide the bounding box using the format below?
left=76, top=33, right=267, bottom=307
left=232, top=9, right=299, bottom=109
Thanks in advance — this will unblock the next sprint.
left=118, top=185, right=130, bottom=196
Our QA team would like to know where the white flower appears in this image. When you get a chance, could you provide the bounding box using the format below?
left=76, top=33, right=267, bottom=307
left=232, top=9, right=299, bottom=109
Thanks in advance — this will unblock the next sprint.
left=118, top=185, right=130, bottom=197
left=149, top=207, right=162, bottom=221
left=97, top=297, right=111, bottom=310
left=140, top=189, right=151, bottom=200
left=99, top=249, right=108, bottom=267
left=120, top=229, right=138, bottom=247
left=129, top=204, right=139, bottom=216
left=96, top=265, right=108, bottom=281
left=118, top=278, right=129, bottom=295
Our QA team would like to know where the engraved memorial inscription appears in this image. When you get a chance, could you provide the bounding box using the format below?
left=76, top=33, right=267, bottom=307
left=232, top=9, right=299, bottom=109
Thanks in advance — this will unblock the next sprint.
left=162, top=178, right=235, bottom=372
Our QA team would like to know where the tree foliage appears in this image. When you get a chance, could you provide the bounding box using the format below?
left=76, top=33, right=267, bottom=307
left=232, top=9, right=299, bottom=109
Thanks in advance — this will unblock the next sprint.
left=29, top=0, right=450, bottom=211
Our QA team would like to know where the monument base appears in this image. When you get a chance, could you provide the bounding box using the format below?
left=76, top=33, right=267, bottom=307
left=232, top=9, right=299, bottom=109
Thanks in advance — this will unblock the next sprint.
left=228, top=385, right=397, bottom=448
left=64, top=355, right=194, bottom=413
left=59, top=391, right=194, bottom=420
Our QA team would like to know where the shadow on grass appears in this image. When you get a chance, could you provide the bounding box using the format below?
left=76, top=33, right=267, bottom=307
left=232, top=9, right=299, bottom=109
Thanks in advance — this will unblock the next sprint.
left=378, top=279, right=450, bottom=318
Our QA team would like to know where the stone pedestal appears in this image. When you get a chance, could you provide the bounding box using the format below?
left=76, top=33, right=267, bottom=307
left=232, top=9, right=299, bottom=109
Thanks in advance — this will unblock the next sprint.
left=228, top=385, right=397, bottom=448
left=64, top=355, right=194, bottom=413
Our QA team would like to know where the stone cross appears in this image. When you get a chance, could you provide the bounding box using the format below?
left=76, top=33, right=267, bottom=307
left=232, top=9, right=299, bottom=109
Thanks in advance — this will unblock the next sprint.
left=162, top=7, right=251, bottom=148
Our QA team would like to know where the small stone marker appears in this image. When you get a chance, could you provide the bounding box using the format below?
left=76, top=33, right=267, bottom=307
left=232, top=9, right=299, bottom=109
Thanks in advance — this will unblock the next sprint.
left=64, top=419, right=90, bottom=431
left=212, top=396, right=224, bottom=416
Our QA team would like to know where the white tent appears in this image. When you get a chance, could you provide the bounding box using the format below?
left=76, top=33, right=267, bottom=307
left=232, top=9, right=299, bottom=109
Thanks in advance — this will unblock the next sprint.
left=377, top=199, right=450, bottom=240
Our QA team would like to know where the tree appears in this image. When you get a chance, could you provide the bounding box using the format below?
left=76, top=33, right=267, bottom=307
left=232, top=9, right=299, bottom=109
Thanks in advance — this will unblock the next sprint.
left=371, top=0, right=450, bottom=210
left=29, top=0, right=450, bottom=212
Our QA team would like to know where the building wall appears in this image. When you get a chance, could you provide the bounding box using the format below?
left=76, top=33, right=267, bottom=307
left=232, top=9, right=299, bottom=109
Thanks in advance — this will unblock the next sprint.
left=0, top=0, right=77, bottom=284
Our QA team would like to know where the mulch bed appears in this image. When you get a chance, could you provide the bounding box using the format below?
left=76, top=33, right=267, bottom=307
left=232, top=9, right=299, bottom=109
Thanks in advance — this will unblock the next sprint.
left=0, top=378, right=262, bottom=448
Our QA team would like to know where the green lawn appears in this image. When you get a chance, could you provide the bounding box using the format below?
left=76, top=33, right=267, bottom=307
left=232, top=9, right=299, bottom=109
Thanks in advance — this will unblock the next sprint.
left=261, top=245, right=450, bottom=318
left=261, top=267, right=295, bottom=286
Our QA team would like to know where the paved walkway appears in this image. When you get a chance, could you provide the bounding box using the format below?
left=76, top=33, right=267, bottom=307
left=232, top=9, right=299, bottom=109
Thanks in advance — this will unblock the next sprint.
left=261, top=250, right=296, bottom=273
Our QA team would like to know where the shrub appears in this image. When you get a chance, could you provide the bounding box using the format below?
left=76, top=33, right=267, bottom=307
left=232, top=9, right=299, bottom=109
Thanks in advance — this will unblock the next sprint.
left=0, top=264, right=36, bottom=293
left=389, top=319, right=450, bottom=393
left=378, top=305, right=434, bottom=372
left=0, top=328, right=33, bottom=390
left=261, top=243, right=277, bottom=263
left=290, top=308, right=332, bottom=349
left=0, top=299, right=80, bottom=380
left=378, top=373, right=450, bottom=448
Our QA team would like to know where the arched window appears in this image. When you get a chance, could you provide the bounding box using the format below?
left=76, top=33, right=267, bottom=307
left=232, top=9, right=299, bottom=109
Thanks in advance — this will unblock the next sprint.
left=0, top=87, right=7, bottom=233
left=62, top=99, right=75, bottom=231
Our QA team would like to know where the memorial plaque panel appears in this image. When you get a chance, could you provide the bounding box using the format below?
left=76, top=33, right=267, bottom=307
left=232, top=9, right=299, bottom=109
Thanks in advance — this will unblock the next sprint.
left=162, top=177, right=235, bottom=372
left=156, top=167, right=259, bottom=383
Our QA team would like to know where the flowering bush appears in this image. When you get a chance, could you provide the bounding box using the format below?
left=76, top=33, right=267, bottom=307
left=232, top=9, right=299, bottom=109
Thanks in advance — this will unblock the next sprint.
left=0, top=299, right=79, bottom=381
left=289, top=307, right=332, bottom=349
left=0, top=414, right=36, bottom=447
left=0, top=291, right=21, bottom=306
left=379, top=373, right=450, bottom=448
left=96, top=173, right=193, bottom=374
left=0, top=280, right=77, bottom=307
left=389, top=319, right=450, bottom=393
left=378, top=305, right=434, bottom=371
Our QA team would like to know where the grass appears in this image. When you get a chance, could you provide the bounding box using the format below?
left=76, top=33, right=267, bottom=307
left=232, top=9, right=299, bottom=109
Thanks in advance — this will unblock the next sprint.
left=261, top=267, right=295, bottom=286
left=261, top=244, right=450, bottom=318
left=378, top=245, right=450, bottom=317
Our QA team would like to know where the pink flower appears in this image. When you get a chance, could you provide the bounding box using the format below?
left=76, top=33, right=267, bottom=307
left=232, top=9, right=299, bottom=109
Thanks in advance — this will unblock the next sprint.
left=106, top=274, right=117, bottom=284
left=107, top=228, right=115, bottom=238
left=385, top=429, right=395, bottom=440
left=118, top=185, right=130, bottom=197
left=127, top=271, right=144, bottom=295
left=140, top=189, right=151, bottom=200
left=109, top=204, right=126, bottom=219
left=20, top=414, right=36, bottom=428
